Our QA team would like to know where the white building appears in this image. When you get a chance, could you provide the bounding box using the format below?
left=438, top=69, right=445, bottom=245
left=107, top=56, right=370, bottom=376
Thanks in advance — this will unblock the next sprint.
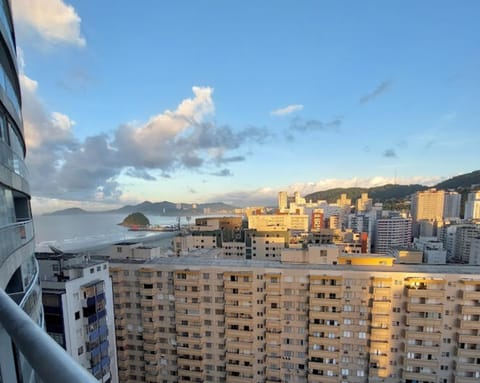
left=413, top=236, right=447, bottom=264
left=375, top=217, right=412, bottom=254
left=37, top=253, right=118, bottom=383
left=469, top=237, right=480, bottom=265
left=443, top=190, right=462, bottom=220
left=464, top=191, right=480, bottom=220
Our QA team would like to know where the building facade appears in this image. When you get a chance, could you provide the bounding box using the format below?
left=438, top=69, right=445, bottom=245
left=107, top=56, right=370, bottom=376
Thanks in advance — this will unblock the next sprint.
left=443, top=191, right=461, bottom=220
left=0, top=1, right=44, bottom=381
left=37, top=252, right=118, bottom=382
left=464, top=191, right=480, bottom=220
left=108, top=244, right=480, bottom=383
left=411, top=189, right=445, bottom=222
left=374, top=217, right=412, bottom=255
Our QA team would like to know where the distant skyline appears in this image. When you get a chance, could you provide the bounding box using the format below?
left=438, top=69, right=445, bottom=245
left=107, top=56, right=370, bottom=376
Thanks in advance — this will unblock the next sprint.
left=12, top=0, right=480, bottom=214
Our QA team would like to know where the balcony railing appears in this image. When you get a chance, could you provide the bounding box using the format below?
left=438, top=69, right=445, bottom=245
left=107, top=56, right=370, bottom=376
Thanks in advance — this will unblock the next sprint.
left=0, top=288, right=98, bottom=383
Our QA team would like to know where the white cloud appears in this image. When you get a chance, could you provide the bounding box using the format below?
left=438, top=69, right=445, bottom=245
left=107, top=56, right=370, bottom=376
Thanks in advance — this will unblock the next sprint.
left=19, top=80, right=268, bottom=206
left=51, top=111, right=75, bottom=132
left=19, top=73, right=76, bottom=150
left=12, top=0, right=86, bottom=47
left=271, top=104, right=304, bottom=116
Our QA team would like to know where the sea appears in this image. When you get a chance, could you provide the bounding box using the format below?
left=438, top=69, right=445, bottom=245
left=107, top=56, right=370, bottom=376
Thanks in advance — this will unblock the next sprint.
left=33, top=213, right=186, bottom=254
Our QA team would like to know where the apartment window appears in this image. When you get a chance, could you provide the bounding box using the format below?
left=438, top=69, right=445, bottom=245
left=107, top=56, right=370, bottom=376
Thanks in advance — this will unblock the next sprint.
left=75, top=311, right=80, bottom=320
left=78, top=346, right=83, bottom=355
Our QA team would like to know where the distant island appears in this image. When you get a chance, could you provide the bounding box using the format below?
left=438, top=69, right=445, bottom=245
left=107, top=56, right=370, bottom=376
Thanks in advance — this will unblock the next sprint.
left=120, top=212, right=150, bottom=227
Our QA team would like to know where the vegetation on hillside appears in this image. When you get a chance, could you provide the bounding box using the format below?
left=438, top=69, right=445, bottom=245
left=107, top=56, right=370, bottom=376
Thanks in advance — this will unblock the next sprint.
left=434, top=170, right=480, bottom=190
left=121, top=212, right=150, bottom=227
left=305, top=184, right=427, bottom=204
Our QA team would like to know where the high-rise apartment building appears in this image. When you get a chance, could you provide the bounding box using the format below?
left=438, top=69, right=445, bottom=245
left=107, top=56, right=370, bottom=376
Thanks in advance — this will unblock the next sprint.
left=411, top=189, right=445, bottom=222
left=374, top=217, right=412, bottom=254
left=356, top=193, right=372, bottom=212
left=108, top=243, right=480, bottom=383
left=278, top=191, right=288, bottom=212
left=37, top=252, right=118, bottom=382
left=443, top=191, right=462, bottom=220
left=336, top=193, right=351, bottom=209
left=0, top=1, right=44, bottom=381
left=464, top=191, right=480, bottom=220
left=454, top=224, right=480, bottom=264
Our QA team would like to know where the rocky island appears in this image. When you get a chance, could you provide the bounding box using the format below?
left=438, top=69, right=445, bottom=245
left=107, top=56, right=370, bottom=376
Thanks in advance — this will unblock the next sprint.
left=120, top=212, right=150, bottom=228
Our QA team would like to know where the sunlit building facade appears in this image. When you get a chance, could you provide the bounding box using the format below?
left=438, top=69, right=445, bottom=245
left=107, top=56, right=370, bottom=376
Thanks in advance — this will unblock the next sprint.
left=411, top=189, right=445, bottom=222
left=0, top=1, right=44, bottom=382
left=109, top=243, right=480, bottom=383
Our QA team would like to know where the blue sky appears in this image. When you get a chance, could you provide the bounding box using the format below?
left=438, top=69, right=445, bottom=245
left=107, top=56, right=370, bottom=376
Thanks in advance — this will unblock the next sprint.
left=12, top=0, right=480, bottom=213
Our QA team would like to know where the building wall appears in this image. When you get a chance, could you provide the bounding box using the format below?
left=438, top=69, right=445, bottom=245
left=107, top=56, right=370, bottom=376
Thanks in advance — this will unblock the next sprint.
left=443, top=191, right=461, bottom=220
left=248, top=214, right=309, bottom=232
left=375, top=217, right=412, bottom=254
left=0, top=1, right=43, bottom=382
left=109, top=255, right=480, bottom=383
left=454, top=224, right=480, bottom=263
left=411, top=189, right=445, bottom=221
left=464, top=191, right=480, bottom=220
left=39, top=256, right=118, bottom=382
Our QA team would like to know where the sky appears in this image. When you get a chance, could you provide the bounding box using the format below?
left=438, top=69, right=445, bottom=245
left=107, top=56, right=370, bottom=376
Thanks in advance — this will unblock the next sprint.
left=11, top=0, right=480, bottom=214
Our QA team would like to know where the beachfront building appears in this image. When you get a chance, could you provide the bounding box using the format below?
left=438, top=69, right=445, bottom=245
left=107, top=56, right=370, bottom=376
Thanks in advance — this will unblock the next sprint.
left=37, top=252, right=118, bottom=382
left=108, top=243, right=480, bottom=383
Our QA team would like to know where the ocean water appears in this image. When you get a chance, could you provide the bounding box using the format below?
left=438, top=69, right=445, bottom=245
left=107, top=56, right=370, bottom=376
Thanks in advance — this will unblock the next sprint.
left=33, top=213, right=182, bottom=253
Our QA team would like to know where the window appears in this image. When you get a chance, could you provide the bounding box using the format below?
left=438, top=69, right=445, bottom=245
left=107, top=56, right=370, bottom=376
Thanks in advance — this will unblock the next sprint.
left=77, top=346, right=83, bottom=355
left=75, top=311, right=80, bottom=320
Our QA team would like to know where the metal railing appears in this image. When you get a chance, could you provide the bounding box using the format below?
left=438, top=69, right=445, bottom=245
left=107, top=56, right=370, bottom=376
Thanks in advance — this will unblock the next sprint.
left=0, top=288, right=98, bottom=383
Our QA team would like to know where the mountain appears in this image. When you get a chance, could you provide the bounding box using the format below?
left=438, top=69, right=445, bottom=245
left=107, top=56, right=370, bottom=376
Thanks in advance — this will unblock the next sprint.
left=434, top=170, right=480, bottom=190
left=47, top=201, right=238, bottom=216
left=106, top=201, right=237, bottom=216
left=304, top=170, right=480, bottom=205
left=45, top=207, right=91, bottom=216
left=304, top=184, right=427, bottom=204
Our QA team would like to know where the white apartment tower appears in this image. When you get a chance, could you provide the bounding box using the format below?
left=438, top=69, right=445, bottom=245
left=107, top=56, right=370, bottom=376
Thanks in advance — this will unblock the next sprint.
left=443, top=191, right=462, bottom=220
left=464, top=191, right=480, bottom=220
left=375, top=217, right=412, bottom=254
left=37, top=252, right=118, bottom=383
